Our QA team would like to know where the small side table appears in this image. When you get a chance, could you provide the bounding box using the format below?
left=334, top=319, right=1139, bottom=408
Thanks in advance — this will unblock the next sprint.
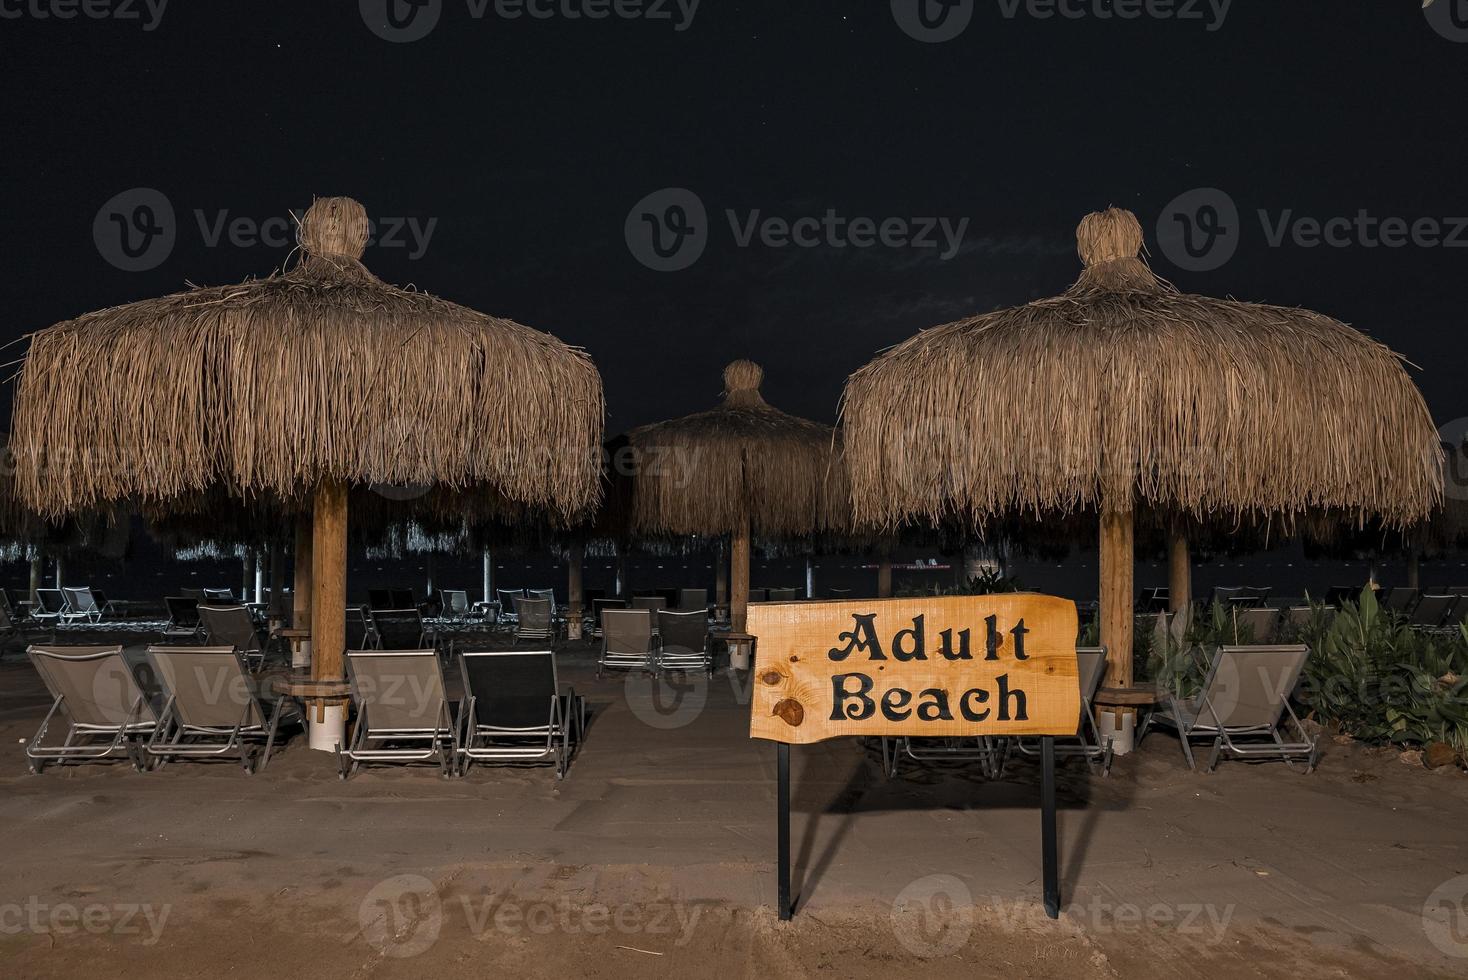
left=270, top=672, right=351, bottom=752
left=278, top=627, right=311, bottom=669
left=724, top=631, right=755, bottom=671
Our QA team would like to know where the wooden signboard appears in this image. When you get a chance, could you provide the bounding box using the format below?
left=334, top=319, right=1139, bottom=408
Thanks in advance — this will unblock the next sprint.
left=747, top=594, right=1081, bottom=743
left=746, top=593, right=1080, bottom=922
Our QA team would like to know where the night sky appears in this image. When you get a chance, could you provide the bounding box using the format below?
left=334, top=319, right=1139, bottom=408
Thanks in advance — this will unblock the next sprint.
left=3, top=1, right=1464, bottom=440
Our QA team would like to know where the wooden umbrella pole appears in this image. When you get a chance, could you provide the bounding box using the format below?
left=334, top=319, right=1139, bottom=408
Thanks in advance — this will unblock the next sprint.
left=310, top=479, right=348, bottom=682
left=1167, top=523, right=1191, bottom=619
left=293, top=511, right=313, bottom=631
left=1099, top=507, right=1135, bottom=687
left=567, top=538, right=585, bottom=641
left=715, top=537, right=729, bottom=619
left=731, top=513, right=751, bottom=633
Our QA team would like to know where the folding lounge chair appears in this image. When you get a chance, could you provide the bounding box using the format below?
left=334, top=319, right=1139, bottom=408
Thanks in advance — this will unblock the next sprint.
left=202, top=588, right=235, bottom=602
left=337, top=649, right=458, bottom=778
left=164, top=596, right=203, bottom=638
left=61, top=587, right=103, bottom=624
left=1409, top=594, right=1458, bottom=631
left=144, top=646, right=292, bottom=773
left=1138, top=644, right=1319, bottom=772
left=441, top=589, right=470, bottom=620
left=747, top=588, right=769, bottom=603
left=1010, top=647, right=1113, bottom=775
left=197, top=604, right=269, bottom=671
left=590, top=598, right=626, bottom=638
left=346, top=606, right=380, bottom=649
left=371, top=608, right=429, bottom=650
left=656, top=608, right=713, bottom=675
left=25, top=645, right=158, bottom=772
left=32, top=588, right=67, bottom=627
left=458, top=649, right=584, bottom=778
left=497, top=588, right=525, bottom=624
left=1232, top=606, right=1279, bottom=644
left=598, top=608, right=654, bottom=677
left=529, top=588, right=556, bottom=608
left=826, top=588, right=852, bottom=599
left=767, top=588, right=799, bottom=601
left=1384, top=587, right=1420, bottom=615
left=678, top=588, right=708, bottom=612
left=513, top=596, right=556, bottom=643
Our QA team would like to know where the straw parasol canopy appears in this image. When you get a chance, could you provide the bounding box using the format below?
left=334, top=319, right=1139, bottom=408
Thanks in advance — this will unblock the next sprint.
left=11, top=196, right=604, bottom=685
left=842, top=207, right=1442, bottom=685
left=617, top=360, right=844, bottom=628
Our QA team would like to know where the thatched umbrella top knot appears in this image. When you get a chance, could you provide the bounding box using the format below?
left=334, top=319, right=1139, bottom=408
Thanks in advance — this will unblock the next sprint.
left=299, top=196, right=369, bottom=260
left=722, top=359, right=767, bottom=409
left=1073, top=207, right=1160, bottom=293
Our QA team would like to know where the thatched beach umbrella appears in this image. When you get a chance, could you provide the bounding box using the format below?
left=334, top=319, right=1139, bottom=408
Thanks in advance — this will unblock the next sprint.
left=619, top=360, right=844, bottom=631
left=11, top=196, right=603, bottom=698
left=842, top=207, right=1441, bottom=711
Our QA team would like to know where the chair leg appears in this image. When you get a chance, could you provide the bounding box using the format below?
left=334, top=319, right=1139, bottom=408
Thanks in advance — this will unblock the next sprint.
left=1177, top=730, right=1198, bottom=771
left=259, top=700, right=285, bottom=772
left=1205, top=736, right=1224, bottom=772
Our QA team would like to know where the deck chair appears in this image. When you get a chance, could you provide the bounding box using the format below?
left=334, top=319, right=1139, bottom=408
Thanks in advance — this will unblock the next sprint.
left=497, top=588, right=525, bottom=624
left=528, top=587, right=556, bottom=607
left=1232, top=606, right=1279, bottom=644
left=25, top=645, right=158, bottom=772
left=337, top=649, right=458, bottom=778
left=33, top=588, right=67, bottom=626
left=1139, top=644, right=1318, bottom=772
left=1239, top=586, right=1272, bottom=608
left=1010, top=647, right=1113, bottom=775
left=598, top=608, right=653, bottom=677
left=678, top=588, right=708, bottom=612
left=371, top=608, right=429, bottom=650
left=513, top=596, right=556, bottom=643
left=1409, top=594, right=1458, bottom=630
left=202, top=588, right=234, bottom=602
left=826, top=588, right=852, bottom=599
left=747, top=588, right=769, bottom=603
left=767, top=588, right=799, bottom=601
left=346, top=606, right=380, bottom=649
left=180, top=588, right=206, bottom=600
left=657, top=608, right=712, bottom=675
left=61, top=587, right=103, bottom=624
left=441, top=589, right=470, bottom=620
left=144, top=646, right=291, bottom=773
left=590, top=598, right=626, bottom=638
left=630, top=596, right=666, bottom=623
left=1384, top=587, right=1420, bottom=614
left=197, top=604, right=268, bottom=671
left=164, top=596, right=203, bottom=638
left=457, top=649, right=583, bottom=778
left=367, top=588, right=393, bottom=610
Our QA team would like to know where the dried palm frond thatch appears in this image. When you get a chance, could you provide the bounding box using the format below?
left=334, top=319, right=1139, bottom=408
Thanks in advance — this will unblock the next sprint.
left=842, top=208, right=1441, bottom=531
left=619, top=360, right=845, bottom=537
left=11, top=197, right=605, bottom=521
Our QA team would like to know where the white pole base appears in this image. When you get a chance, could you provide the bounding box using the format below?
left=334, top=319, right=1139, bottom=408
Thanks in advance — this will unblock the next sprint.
left=308, top=704, right=345, bottom=752
left=1099, top=709, right=1136, bottom=755
left=292, top=639, right=311, bottom=670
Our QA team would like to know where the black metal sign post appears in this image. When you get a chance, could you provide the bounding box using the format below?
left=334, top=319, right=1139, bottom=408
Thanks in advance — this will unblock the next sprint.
left=777, top=741, right=791, bottom=920
left=774, top=736, right=1061, bottom=922
left=1041, top=735, right=1059, bottom=918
